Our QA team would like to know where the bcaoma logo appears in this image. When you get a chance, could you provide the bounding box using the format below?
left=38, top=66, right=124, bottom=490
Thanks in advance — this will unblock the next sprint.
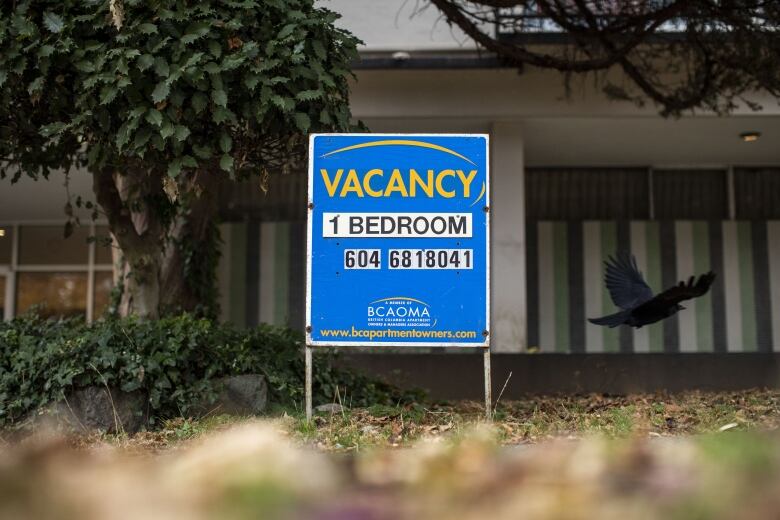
left=367, top=297, right=434, bottom=327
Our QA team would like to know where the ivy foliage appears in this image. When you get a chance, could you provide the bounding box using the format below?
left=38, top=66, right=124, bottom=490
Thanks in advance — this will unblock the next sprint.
left=0, top=0, right=360, bottom=180
left=0, top=313, right=416, bottom=428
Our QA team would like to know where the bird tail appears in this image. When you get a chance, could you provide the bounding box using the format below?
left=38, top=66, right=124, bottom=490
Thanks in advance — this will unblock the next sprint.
left=588, top=310, right=631, bottom=328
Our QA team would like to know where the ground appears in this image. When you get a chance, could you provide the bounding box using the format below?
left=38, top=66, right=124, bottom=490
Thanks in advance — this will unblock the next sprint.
left=3, top=390, right=780, bottom=519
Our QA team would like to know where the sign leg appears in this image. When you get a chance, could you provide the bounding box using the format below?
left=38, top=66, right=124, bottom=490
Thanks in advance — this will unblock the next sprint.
left=483, top=347, right=492, bottom=421
left=305, top=345, right=313, bottom=422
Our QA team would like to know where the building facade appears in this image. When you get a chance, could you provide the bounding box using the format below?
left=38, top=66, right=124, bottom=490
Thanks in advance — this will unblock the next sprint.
left=2, top=0, right=780, bottom=357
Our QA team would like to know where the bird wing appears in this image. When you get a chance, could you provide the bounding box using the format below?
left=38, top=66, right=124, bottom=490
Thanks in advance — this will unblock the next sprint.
left=654, top=272, right=717, bottom=305
left=603, top=251, right=654, bottom=310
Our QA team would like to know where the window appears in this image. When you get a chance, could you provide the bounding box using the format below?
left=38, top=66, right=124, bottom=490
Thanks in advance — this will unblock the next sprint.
left=93, top=271, right=114, bottom=317
left=94, top=226, right=114, bottom=265
left=16, top=272, right=88, bottom=318
left=1, top=223, right=113, bottom=321
left=526, top=168, right=649, bottom=220
left=734, top=167, right=780, bottom=219
left=526, top=167, right=732, bottom=221
left=652, top=169, right=728, bottom=219
left=0, top=226, right=12, bottom=264
left=18, top=225, right=90, bottom=265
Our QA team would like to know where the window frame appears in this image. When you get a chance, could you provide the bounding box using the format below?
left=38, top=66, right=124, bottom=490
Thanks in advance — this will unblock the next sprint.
left=525, top=164, right=739, bottom=222
left=0, top=220, right=113, bottom=322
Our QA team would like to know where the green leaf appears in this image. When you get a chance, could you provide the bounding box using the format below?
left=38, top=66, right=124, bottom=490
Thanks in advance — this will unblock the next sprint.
left=244, top=74, right=261, bottom=91
left=221, top=54, right=246, bottom=71
left=204, top=62, right=221, bottom=75
left=174, top=125, right=190, bottom=142
left=192, top=92, right=209, bottom=114
left=182, top=52, right=205, bottom=70
left=133, top=127, right=152, bottom=148
left=154, top=57, right=170, bottom=77
left=278, top=23, right=297, bottom=39
left=296, top=89, right=322, bottom=101
left=294, top=112, right=310, bottom=133
left=170, top=89, right=186, bottom=107
left=99, top=85, right=118, bottom=105
left=38, top=45, right=55, bottom=58
left=138, top=23, right=158, bottom=34
left=75, top=61, right=95, bottom=73
left=219, top=131, right=232, bottom=153
left=193, top=144, right=213, bottom=159
left=319, top=109, right=332, bottom=125
left=145, top=109, right=163, bottom=127
left=129, top=106, right=147, bottom=120
left=151, top=134, right=165, bottom=150
left=160, top=120, right=175, bottom=139
left=116, top=122, right=133, bottom=149
left=181, top=155, right=198, bottom=168
left=311, top=40, right=327, bottom=60
left=219, top=154, right=234, bottom=172
left=212, top=107, right=235, bottom=124
left=167, top=158, right=182, bottom=177
left=181, top=21, right=210, bottom=45
left=207, top=40, right=222, bottom=58
left=137, top=54, right=154, bottom=71
left=212, top=89, right=227, bottom=107
left=43, top=12, right=65, bottom=33
left=27, top=77, right=44, bottom=94
left=40, top=122, right=66, bottom=137
left=270, top=95, right=294, bottom=112
left=151, top=82, right=170, bottom=103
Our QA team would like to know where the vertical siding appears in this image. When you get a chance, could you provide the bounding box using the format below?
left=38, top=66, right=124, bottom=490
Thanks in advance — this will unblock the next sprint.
left=644, top=221, right=664, bottom=353
left=722, top=222, right=744, bottom=352
left=228, top=222, right=247, bottom=326
left=553, top=222, right=570, bottom=352
left=630, top=221, right=649, bottom=353
left=273, top=221, right=291, bottom=327
left=692, top=221, right=713, bottom=352
left=529, top=220, right=776, bottom=354
left=737, top=221, right=757, bottom=351
left=675, top=221, right=697, bottom=352
left=600, top=221, right=619, bottom=352
left=768, top=221, right=780, bottom=352
left=583, top=222, right=604, bottom=352
left=258, top=222, right=277, bottom=325
left=537, top=222, right=556, bottom=352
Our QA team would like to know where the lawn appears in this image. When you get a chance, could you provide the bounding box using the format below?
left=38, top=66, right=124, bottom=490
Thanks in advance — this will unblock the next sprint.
left=78, top=389, right=780, bottom=453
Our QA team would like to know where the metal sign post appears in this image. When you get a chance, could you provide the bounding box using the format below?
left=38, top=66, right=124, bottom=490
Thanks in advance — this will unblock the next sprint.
left=305, top=134, right=491, bottom=421
left=305, top=344, right=313, bottom=421
left=483, top=346, right=492, bottom=421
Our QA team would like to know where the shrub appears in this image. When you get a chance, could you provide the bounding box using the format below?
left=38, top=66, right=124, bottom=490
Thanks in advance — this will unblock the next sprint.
left=0, top=313, right=417, bottom=427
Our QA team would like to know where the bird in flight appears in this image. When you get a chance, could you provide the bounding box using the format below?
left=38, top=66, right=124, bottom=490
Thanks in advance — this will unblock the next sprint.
left=589, top=251, right=716, bottom=329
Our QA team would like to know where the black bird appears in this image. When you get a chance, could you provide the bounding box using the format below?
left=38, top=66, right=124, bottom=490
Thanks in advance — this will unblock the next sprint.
left=589, top=252, right=716, bottom=329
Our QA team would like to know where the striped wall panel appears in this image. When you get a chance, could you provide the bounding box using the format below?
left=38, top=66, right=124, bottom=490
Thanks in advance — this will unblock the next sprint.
left=220, top=220, right=305, bottom=329
left=528, top=221, right=778, bottom=353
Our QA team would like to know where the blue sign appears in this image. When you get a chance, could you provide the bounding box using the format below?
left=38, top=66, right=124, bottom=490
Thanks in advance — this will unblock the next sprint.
left=306, top=134, right=489, bottom=347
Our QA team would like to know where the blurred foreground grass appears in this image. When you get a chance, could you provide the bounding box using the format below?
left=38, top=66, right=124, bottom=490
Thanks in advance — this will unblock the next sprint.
left=2, top=390, right=780, bottom=519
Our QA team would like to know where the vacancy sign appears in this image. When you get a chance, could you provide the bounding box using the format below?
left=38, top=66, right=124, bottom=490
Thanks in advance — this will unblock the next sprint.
left=306, top=134, right=490, bottom=347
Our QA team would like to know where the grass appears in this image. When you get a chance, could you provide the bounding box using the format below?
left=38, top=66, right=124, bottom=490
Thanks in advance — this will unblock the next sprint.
left=288, top=389, right=780, bottom=452
left=56, top=389, right=780, bottom=453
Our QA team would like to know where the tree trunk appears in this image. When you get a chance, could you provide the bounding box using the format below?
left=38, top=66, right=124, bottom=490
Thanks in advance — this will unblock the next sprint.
left=93, top=165, right=221, bottom=319
left=93, top=165, right=164, bottom=319
left=159, top=170, right=221, bottom=318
